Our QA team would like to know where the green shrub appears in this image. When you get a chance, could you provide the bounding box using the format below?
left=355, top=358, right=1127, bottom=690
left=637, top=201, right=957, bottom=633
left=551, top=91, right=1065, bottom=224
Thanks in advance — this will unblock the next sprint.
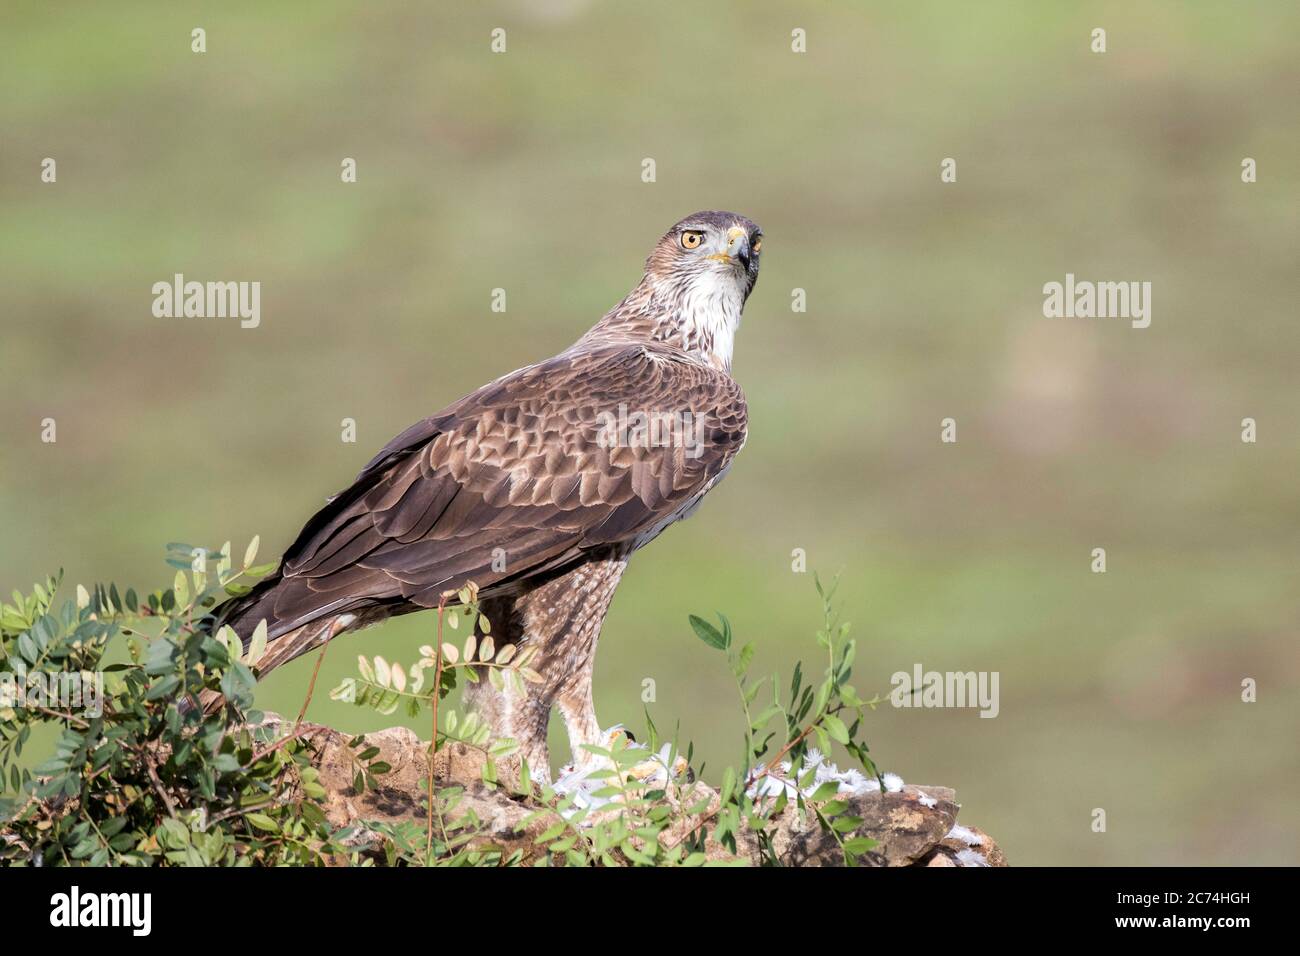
left=1, top=541, right=885, bottom=866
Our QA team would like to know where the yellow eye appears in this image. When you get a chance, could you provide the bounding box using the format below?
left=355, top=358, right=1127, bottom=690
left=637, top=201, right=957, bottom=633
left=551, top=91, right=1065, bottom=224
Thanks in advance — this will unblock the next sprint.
left=752, top=236, right=762, bottom=253
left=680, top=230, right=704, bottom=249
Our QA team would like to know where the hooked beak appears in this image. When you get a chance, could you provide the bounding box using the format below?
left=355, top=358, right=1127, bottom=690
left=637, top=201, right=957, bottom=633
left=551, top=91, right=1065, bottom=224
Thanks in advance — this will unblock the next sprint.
left=707, top=226, right=752, bottom=268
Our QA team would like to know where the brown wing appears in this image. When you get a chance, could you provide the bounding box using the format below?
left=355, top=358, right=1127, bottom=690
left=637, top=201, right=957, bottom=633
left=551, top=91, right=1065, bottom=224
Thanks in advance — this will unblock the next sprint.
left=218, top=343, right=747, bottom=642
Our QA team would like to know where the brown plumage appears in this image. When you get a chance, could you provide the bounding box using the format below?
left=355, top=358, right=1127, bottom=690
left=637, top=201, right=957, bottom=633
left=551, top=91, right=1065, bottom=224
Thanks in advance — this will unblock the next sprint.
left=214, top=210, right=762, bottom=779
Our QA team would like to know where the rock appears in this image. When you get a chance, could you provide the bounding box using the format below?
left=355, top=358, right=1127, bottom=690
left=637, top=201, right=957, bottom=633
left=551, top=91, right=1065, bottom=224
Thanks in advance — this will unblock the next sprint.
left=770, top=785, right=960, bottom=867
left=256, top=715, right=549, bottom=864
left=918, top=824, right=1009, bottom=868
left=267, top=715, right=1007, bottom=866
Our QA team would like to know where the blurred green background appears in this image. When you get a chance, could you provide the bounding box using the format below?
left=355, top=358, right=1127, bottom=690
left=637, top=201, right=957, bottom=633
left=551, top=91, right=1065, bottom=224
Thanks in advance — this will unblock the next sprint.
left=2, top=1, right=1297, bottom=865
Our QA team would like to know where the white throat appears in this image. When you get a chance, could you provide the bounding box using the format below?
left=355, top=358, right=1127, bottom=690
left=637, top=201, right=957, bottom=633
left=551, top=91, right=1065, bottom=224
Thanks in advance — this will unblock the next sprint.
left=668, top=270, right=745, bottom=372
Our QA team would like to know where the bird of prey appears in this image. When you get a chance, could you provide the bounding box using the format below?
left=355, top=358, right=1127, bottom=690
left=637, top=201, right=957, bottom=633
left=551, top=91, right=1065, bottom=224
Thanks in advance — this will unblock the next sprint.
left=213, top=210, right=761, bottom=781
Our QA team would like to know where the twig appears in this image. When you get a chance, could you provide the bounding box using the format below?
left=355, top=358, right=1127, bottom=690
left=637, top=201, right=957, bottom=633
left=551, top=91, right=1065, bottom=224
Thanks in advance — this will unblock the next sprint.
left=661, top=801, right=721, bottom=854
left=27, top=704, right=90, bottom=728
left=427, top=595, right=448, bottom=861
left=758, top=720, right=822, bottom=779
left=293, top=619, right=342, bottom=732
left=250, top=725, right=311, bottom=764
left=143, top=749, right=179, bottom=820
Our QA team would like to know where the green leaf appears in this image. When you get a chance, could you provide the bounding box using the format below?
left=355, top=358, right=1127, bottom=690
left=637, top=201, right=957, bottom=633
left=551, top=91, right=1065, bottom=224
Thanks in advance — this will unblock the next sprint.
left=245, top=812, right=279, bottom=833
left=160, top=818, right=190, bottom=847
left=537, top=822, right=567, bottom=843
left=721, top=767, right=739, bottom=805
left=842, top=836, right=878, bottom=856
left=822, top=713, right=850, bottom=745
left=17, top=632, right=37, bottom=664
left=810, top=781, right=841, bottom=802
left=814, top=725, right=830, bottom=755
left=217, top=626, right=243, bottom=663
left=247, top=619, right=268, bottom=667
left=688, top=614, right=727, bottom=650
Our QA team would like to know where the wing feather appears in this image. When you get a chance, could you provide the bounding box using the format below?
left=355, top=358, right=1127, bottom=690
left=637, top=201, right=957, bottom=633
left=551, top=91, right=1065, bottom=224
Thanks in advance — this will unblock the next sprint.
left=218, top=343, right=746, bottom=641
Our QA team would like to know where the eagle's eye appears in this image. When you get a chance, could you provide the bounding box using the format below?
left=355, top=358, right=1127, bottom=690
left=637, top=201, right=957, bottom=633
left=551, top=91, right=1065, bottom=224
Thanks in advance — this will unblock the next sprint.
left=752, top=236, right=763, bottom=253
left=680, top=230, right=704, bottom=250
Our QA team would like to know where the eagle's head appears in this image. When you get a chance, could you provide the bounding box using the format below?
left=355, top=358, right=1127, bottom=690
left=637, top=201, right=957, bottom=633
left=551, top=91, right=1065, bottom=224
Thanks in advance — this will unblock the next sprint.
left=645, top=210, right=763, bottom=306
left=587, top=210, right=763, bottom=372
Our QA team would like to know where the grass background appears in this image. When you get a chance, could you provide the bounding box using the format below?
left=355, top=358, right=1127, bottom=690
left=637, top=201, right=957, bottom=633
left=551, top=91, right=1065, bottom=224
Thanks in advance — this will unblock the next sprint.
left=2, top=0, right=1297, bottom=864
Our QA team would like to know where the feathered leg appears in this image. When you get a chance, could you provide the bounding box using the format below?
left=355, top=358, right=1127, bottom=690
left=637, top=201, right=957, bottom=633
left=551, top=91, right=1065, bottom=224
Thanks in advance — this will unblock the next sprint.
left=465, top=554, right=628, bottom=785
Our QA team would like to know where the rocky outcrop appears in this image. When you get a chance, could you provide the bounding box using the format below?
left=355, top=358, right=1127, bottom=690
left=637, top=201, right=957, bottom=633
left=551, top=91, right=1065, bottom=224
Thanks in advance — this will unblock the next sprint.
left=281, top=717, right=1006, bottom=867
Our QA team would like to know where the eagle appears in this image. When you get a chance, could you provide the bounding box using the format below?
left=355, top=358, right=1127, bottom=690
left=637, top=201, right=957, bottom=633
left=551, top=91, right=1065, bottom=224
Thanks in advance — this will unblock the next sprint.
left=212, top=210, right=761, bottom=781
